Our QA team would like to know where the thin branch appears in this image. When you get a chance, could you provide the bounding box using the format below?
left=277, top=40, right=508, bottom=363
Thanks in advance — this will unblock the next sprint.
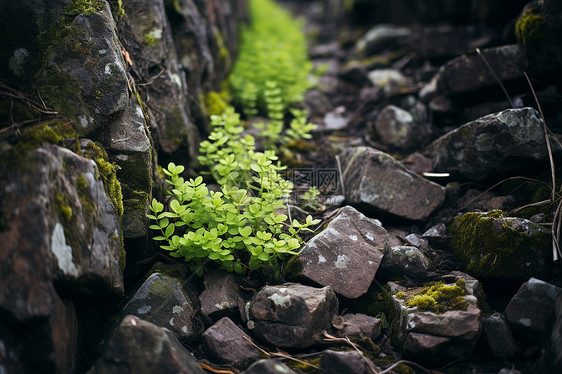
left=475, top=48, right=515, bottom=108
left=378, top=360, right=433, bottom=374
left=322, top=331, right=379, bottom=374
left=242, top=336, right=321, bottom=370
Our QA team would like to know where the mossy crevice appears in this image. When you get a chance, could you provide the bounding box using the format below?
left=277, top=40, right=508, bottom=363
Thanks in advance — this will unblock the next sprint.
left=516, top=7, right=545, bottom=46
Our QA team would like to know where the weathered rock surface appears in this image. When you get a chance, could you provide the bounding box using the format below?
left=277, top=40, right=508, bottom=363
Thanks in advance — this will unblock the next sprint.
left=246, top=283, right=338, bottom=349
left=241, top=359, right=297, bottom=374
left=199, top=271, right=242, bottom=322
left=429, top=107, right=562, bottom=181
left=121, top=273, right=200, bottom=343
left=505, top=278, right=562, bottom=341
left=547, top=295, right=562, bottom=373
left=355, top=24, right=412, bottom=56
left=482, top=312, right=518, bottom=359
left=391, top=273, right=482, bottom=363
left=448, top=211, right=552, bottom=280
left=87, top=315, right=205, bottom=374
left=338, top=313, right=382, bottom=340
left=320, top=350, right=368, bottom=374
left=340, top=147, right=446, bottom=221
left=201, top=317, right=260, bottom=365
left=378, top=246, right=431, bottom=283
left=420, top=45, right=526, bottom=103
left=285, top=206, right=387, bottom=299
left=370, top=105, right=431, bottom=151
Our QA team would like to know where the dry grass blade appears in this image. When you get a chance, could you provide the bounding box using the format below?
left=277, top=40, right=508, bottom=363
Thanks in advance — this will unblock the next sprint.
left=322, top=331, right=379, bottom=374
left=523, top=71, right=560, bottom=261
left=475, top=48, right=515, bottom=108
left=241, top=336, right=321, bottom=370
left=199, top=362, right=237, bottom=374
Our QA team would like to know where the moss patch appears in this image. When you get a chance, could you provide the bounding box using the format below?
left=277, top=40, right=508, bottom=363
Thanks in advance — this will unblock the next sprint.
left=448, top=210, right=551, bottom=279
left=203, top=91, right=228, bottom=116
left=65, top=0, right=105, bottom=16
left=516, top=7, right=545, bottom=46
left=399, top=279, right=468, bottom=314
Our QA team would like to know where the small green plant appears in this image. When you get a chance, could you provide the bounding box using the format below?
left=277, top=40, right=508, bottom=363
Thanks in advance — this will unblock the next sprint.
left=229, top=0, right=313, bottom=116
left=149, top=108, right=320, bottom=277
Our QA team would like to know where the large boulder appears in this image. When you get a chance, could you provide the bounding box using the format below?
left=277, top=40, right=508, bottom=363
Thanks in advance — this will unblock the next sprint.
left=0, top=142, right=125, bottom=373
left=429, top=108, right=562, bottom=181
left=339, top=147, right=446, bottom=221
left=246, top=283, right=339, bottom=349
left=284, top=206, right=387, bottom=299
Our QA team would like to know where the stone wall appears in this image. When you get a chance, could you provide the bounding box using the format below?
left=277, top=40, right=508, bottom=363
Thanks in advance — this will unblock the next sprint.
left=0, top=1, right=247, bottom=372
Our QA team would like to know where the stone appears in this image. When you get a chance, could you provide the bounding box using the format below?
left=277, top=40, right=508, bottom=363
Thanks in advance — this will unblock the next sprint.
left=391, top=272, right=482, bottom=363
left=355, top=24, right=411, bottom=56
left=321, top=111, right=349, bottom=131
left=448, top=211, right=552, bottom=280
left=505, top=278, right=562, bottom=341
left=339, top=313, right=382, bottom=340
left=241, top=359, right=297, bottom=374
left=37, top=2, right=130, bottom=137
left=546, top=295, right=562, bottom=372
left=370, top=105, right=431, bottom=151
left=428, top=107, right=562, bottom=181
left=338, top=61, right=369, bottom=86
left=420, top=45, right=526, bottom=103
left=199, top=271, right=242, bottom=322
left=482, top=312, right=518, bottom=359
left=304, top=89, right=334, bottom=118
left=405, top=234, right=429, bottom=251
left=121, top=273, right=200, bottom=343
left=87, top=315, right=205, bottom=374
left=0, top=143, right=124, bottom=320
left=339, top=146, right=446, bottom=221
left=246, top=283, right=339, bottom=349
left=201, top=317, right=260, bottom=365
left=284, top=206, right=387, bottom=299
left=367, top=69, right=412, bottom=95
left=378, top=246, right=431, bottom=283
left=320, top=350, right=367, bottom=374
left=121, top=0, right=198, bottom=162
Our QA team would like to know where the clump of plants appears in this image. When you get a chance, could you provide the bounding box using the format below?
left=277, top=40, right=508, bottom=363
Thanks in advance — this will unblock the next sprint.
left=149, top=108, right=320, bottom=277
left=229, top=0, right=313, bottom=117
left=395, top=279, right=468, bottom=313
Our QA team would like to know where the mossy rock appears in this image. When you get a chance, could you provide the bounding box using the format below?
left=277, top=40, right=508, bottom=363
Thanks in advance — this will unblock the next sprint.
left=516, top=6, right=545, bottom=46
left=448, top=210, right=551, bottom=280
left=396, top=279, right=468, bottom=314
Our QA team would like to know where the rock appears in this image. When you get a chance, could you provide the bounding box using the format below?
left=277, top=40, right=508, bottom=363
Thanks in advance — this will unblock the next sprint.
left=405, top=233, right=429, bottom=251
left=201, top=317, right=260, bottom=365
left=338, top=61, right=369, bottom=86
left=505, top=278, right=562, bottom=341
left=304, top=89, right=334, bottom=118
left=370, top=105, right=431, bottom=151
left=87, top=315, right=205, bottom=374
left=355, top=24, right=411, bottom=56
left=241, top=359, right=297, bottom=374
left=420, top=45, right=526, bottom=103
left=199, top=271, right=242, bottom=322
left=546, top=295, right=562, bottom=372
left=36, top=2, right=130, bottom=136
left=429, top=107, right=562, bottom=181
left=321, top=111, right=349, bottom=131
left=391, top=272, right=482, bottom=363
left=401, top=152, right=433, bottom=174
left=367, top=69, right=412, bottom=95
left=482, top=312, right=518, bottom=359
left=320, top=350, right=367, bottom=374
left=340, top=146, right=446, bottom=221
left=0, top=143, right=124, bottom=319
left=378, top=246, right=431, bottom=283
left=246, top=283, right=338, bottom=349
left=284, top=206, right=387, bottom=299
left=338, top=313, right=382, bottom=340
left=121, top=273, right=200, bottom=343
left=448, top=211, right=551, bottom=280
left=121, top=0, right=198, bottom=161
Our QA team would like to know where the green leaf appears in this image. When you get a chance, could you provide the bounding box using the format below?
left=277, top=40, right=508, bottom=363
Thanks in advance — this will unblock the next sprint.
left=239, top=226, right=252, bottom=237
left=165, top=224, right=175, bottom=238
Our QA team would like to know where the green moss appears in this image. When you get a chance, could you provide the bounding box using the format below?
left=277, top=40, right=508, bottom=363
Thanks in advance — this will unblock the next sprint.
left=9, top=121, right=79, bottom=162
left=403, top=281, right=468, bottom=313
left=285, top=357, right=321, bottom=373
left=76, top=174, right=96, bottom=217
left=108, top=0, right=125, bottom=19
left=448, top=210, right=551, bottom=279
left=65, top=0, right=104, bottom=16
left=282, top=255, right=304, bottom=280
left=516, top=8, right=545, bottom=46
left=83, top=142, right=124, bottom=217
left=142, top=33, right=158, bottom=47
left=203, top=91, right=228, bottom=116
left=54, top=190, right=73, bottom=222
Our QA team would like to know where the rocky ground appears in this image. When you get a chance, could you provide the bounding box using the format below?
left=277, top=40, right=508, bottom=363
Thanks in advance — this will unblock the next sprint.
left=2, top=0, right=562, bottom=373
